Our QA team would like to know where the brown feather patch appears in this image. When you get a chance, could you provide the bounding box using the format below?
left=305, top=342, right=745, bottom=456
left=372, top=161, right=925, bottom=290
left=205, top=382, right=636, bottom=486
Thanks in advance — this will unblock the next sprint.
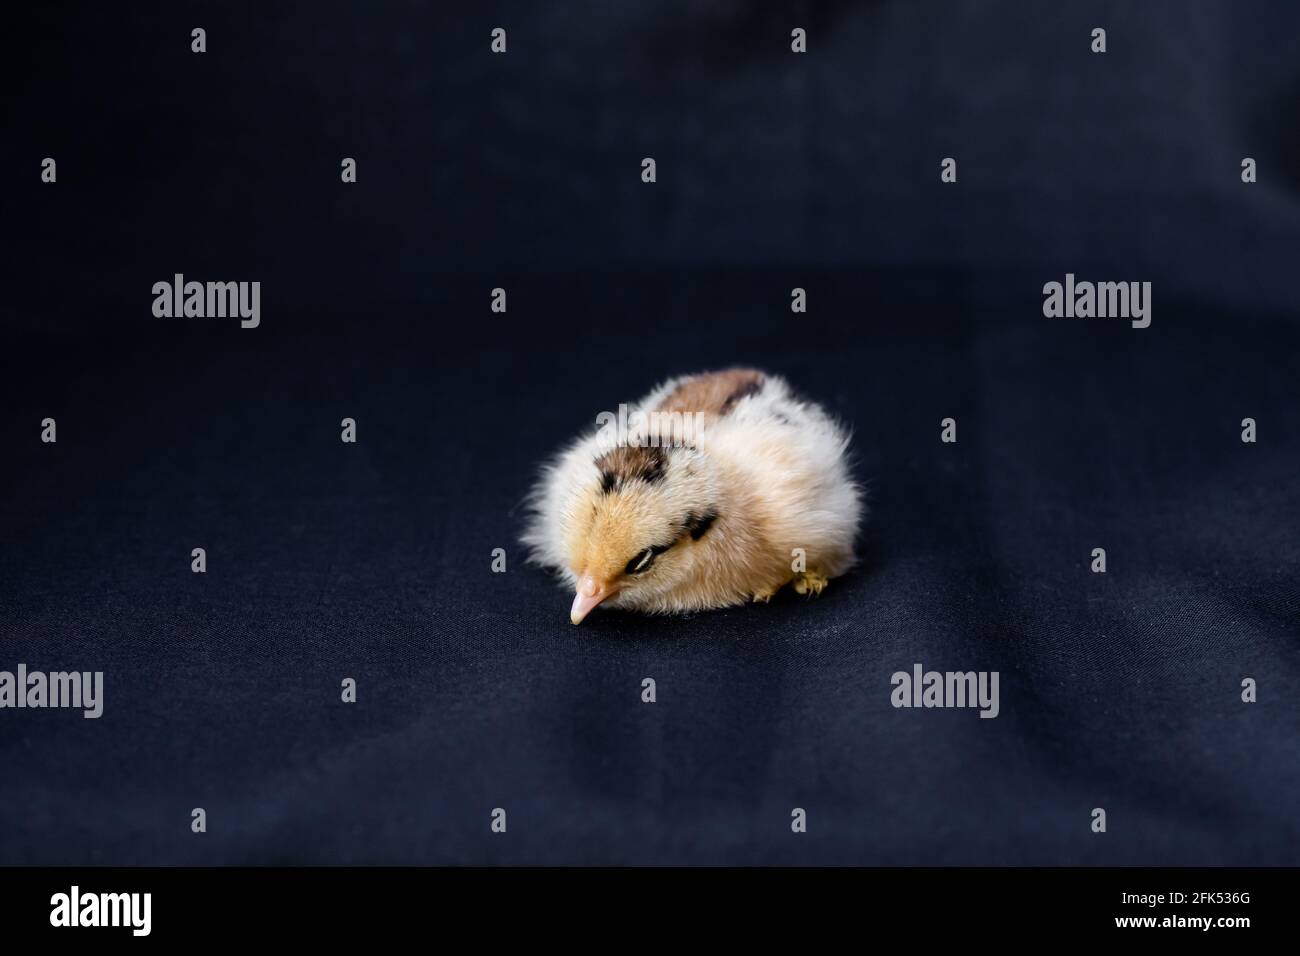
left=594, top=444, right=668, bottom=490
left=656, top=368, right=765, bottom=417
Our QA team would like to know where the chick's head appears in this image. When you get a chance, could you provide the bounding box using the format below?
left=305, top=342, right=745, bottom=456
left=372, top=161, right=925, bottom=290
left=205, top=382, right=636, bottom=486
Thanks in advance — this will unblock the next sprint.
left=565, top=444, right=718, bottom=624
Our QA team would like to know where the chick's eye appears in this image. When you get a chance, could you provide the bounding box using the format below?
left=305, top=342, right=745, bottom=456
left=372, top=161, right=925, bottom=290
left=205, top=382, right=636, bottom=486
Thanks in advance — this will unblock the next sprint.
left=625, top=548, right=657, bottom=575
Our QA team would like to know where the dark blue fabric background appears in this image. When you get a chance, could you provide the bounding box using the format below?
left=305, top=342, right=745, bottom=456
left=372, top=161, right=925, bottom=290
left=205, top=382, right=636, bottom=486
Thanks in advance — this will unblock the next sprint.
left=2, top=1, right=1297, bottom=865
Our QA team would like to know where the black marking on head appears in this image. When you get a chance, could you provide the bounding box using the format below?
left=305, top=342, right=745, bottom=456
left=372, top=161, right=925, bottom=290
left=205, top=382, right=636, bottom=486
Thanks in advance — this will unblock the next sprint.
left=684, top=509, right=719, bottom=540
left=594, top=445, right=668, bottom=491
left=719, top=377, right=764, bottom=415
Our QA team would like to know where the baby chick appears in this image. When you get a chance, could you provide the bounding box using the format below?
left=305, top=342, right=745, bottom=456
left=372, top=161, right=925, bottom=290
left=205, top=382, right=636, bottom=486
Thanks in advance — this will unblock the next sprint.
left=522, top=369, right=863, bottom=624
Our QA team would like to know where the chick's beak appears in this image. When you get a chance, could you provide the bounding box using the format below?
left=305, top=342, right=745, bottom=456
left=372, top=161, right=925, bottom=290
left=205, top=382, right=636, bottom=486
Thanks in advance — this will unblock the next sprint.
left=570, top=574, right=612, bottom=625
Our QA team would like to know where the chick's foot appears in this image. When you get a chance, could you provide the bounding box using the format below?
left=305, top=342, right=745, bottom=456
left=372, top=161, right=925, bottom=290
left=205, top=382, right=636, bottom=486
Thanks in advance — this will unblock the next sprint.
left=791, top=569, right=829, bottom=597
